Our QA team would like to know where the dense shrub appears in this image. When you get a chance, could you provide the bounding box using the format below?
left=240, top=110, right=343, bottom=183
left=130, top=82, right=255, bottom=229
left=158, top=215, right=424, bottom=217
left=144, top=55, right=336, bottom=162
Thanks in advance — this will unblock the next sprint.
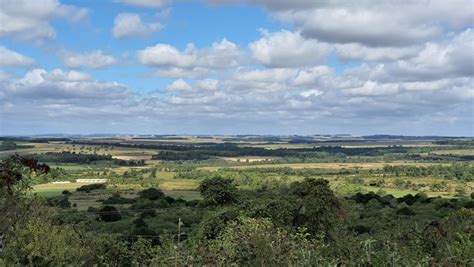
left=77, top=183, right=106, bottom=192
left=199, top=176, right=238, bottom=206
left=198, top=217, right=323, bottom=266
left=103, top=193, right=135, bottom=204
left=98, top=206, right=122, bottom=222
left=396, top=206, right=416, bottom=216
left=197, top=207, right=240, bottom=240
left=45, top=196, right=71, bottom=208
left=138, top=188, right=165, bottom=200
left=289, top=178, right=342, bottom=235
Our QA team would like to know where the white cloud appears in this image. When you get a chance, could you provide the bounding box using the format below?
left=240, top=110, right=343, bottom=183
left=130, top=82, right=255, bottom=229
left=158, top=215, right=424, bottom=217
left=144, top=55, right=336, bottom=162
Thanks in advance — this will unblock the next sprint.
left=166, top=78, right=219, bottom=93
left=0, top=46, right=35, bottom=67
left=217, top=0, right=473, bottom=47
left=335, top=43, right=421, bottom=62
left=278, top=8, right=439, bottom=46
left=113, top=13, right=163, bottom=38
left=60, top=50, right=117, bottom=69
left=388, top=29, right=474, bottom=80
left=138, top=43, right=196, bottom=68
left=150, top=67, right=210, bottom=79
left=137, top=39, right=242, bottom=77
left=346, top=81, right=400, bottom=96
left=195, top=79, right=219, bottom=91
left=300, top=89, right=322, bottom=98
left=166, top=79, right=192, bottom=91
left=117, top=0, right=168, bottom=8
left=250, top=30, right=329, bottom=67
left=6, top=68, right=130, bottom=100
left=0, top=70, right=12, bottom=82
left=0, top=0, right=88, bottom=40
left=292, top=66, right=333, bottom=86
left=233, top=68, right=297, bottom=83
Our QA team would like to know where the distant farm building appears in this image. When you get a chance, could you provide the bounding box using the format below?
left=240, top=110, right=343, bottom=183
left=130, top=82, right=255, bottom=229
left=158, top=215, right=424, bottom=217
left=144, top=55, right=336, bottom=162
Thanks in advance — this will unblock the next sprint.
left=76, top=179, right=107, bottom=183
left=52, top=181, right=71, bottom=184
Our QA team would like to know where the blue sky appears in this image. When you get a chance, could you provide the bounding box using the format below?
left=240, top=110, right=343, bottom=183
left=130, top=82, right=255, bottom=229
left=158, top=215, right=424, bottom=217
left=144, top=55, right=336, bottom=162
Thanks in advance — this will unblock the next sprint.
left=0, top=0, right=473, bottom=136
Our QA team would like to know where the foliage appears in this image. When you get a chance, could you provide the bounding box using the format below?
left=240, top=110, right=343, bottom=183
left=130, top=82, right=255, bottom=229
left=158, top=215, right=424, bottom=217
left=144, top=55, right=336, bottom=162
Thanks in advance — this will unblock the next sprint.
left=289, top=178, right=342, bottom=235
left=103, top=193, right=135, bottom=204
left=138, top=188, right=165, bottom=200
left=98, top=205, right=122, bottom=222
left=0, top=141, right=34, bottom=151
left=32, top=151, right=112, bottom=164
left=2, top=209, right=92, bottom=265
left=76, top=183, right=106, bottom=192
left=0, top=155, right=50, bottom=237
left=197, top=217, right=324, bottom=266
left=198, top=176, right=238, bottom=206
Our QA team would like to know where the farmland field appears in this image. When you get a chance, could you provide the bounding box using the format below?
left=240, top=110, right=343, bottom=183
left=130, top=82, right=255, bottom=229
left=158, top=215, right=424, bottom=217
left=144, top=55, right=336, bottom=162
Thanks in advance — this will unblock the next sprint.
left=0, top=136, right=470, bottom=199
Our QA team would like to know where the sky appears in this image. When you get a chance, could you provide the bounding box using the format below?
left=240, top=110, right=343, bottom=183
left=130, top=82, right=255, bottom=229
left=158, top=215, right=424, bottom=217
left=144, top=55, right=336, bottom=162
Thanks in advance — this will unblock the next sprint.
left=0, top=0, right=473, bottom=136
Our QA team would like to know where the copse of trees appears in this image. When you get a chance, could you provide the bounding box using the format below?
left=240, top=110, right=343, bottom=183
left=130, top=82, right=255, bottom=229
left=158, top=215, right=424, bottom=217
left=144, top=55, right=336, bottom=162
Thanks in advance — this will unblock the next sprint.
left=25, top=152, right=147, bottom=166
left=113, top=159, right=146, bottom=166
left=0, top=141, right=34, bottom=151
left=76, top=183, right=106, bottom=193
left=382, top=163, right=474, bottom=181
left=151, top=145, right=415, bottom=161
left=32, top=151, right=113, bottom=164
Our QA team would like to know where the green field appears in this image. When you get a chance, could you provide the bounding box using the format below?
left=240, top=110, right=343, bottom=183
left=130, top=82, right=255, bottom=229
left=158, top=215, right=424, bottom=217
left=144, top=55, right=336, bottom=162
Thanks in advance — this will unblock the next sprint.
left=3, top=138, right=467, bottom=200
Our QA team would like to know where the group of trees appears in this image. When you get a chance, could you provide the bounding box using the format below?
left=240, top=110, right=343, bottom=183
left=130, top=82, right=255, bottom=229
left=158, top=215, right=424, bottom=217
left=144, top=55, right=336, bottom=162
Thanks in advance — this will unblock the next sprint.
left=151, top=145, right=416, bottom=161
left=0, top=141, right=33, bottom=151
left=382, top=163, right=474, bottom=181
left=32, top=151, right=113, bottom=164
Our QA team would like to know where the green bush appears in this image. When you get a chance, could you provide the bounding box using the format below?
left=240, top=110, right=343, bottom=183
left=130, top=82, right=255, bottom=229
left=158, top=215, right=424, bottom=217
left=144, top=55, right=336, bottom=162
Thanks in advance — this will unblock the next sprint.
left=138, top=188, right=165, bottom=200
left=76, top=183, right=106, bottom=192
left=98, top=206, right=122, bottom=222
left=103, top=193, right=135, bottom=204
left=198, top=217, right=323, bottom=266
left=198, top=176, right=238, bottom=206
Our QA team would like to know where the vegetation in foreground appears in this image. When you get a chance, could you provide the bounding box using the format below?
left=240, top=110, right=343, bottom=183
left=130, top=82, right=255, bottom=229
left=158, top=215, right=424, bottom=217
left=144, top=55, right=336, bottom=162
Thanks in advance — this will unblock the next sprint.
left=1, top=152, right=473, bottom=266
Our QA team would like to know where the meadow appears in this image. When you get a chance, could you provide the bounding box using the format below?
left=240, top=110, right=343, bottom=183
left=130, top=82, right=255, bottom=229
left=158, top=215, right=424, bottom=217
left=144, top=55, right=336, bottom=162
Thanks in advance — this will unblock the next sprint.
left=2, top=136, right=470, bottom=199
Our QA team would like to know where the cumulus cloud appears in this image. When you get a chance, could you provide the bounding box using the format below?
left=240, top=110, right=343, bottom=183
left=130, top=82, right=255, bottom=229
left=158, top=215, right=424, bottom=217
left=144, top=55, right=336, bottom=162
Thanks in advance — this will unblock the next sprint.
left=388, top=29, right=474, bottom=81
left=233, top=68, right=297, bottom=83
left=5, top=69, right=130, bottom=100
left=250, top=30, right=329, bottom=67
left=0, top=46, right=35, bottom=67
left=292, top=66, right=333, bottom=86
left=150, top=67, right=210, bottom=79
left=0, top=0, right=88, bottom=40
left=299, top=89, right=323, bottom=98
left=117, top=0, right=168, bottom=8
left=213, top=0, right=473, bottom=47
left=113, top=13, right=163, bottom=38
left=335, top=43, right=421, bottom=62
left=279, top=8, right=439, bottom=47
left=166, top=79, right=192, bottom=91
left=195, top=79, right=219, bottom=91
left=59, top=50, right=117, bottom=69
left=137, top=39, right=242, bottom=77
